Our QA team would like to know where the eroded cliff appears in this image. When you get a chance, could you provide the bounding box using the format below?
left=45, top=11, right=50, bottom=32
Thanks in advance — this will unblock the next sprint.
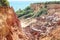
left=0, top=6, right=28, bottom=40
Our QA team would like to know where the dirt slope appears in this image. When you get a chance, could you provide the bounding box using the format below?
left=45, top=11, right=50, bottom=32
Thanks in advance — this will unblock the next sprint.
left=0, top=6, right=28, bottom=40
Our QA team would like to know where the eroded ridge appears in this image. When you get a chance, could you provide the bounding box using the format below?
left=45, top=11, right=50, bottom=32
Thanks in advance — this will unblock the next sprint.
left=0, top=6, right=28, bottom=40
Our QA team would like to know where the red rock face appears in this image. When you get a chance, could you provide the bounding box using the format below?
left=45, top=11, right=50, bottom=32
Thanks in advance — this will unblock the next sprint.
left=0, top=7, right=27, bottom=40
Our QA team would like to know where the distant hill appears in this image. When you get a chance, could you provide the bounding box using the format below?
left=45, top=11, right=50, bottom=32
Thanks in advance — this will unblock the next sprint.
left=16, top=1, right=60, bottom=19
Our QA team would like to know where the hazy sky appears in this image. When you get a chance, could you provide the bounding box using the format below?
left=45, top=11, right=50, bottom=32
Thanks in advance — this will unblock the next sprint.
left=8, top=0, right=59, bottom=11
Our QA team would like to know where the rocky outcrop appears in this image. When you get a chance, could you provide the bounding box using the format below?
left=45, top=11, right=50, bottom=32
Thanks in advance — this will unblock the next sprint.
left=0, top=6, right=28, bottom=40
left=31, top=3, right=60, bottom=15
left=24, top=13, right=60, bottom=40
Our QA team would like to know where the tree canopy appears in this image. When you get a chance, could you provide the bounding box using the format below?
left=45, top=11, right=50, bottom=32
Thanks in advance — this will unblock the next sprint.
left=0, top=0, right=9, bottom=6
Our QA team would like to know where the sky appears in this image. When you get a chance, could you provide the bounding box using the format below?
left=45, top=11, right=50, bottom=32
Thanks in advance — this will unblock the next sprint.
left=8, top=0, right=60, bottom=11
